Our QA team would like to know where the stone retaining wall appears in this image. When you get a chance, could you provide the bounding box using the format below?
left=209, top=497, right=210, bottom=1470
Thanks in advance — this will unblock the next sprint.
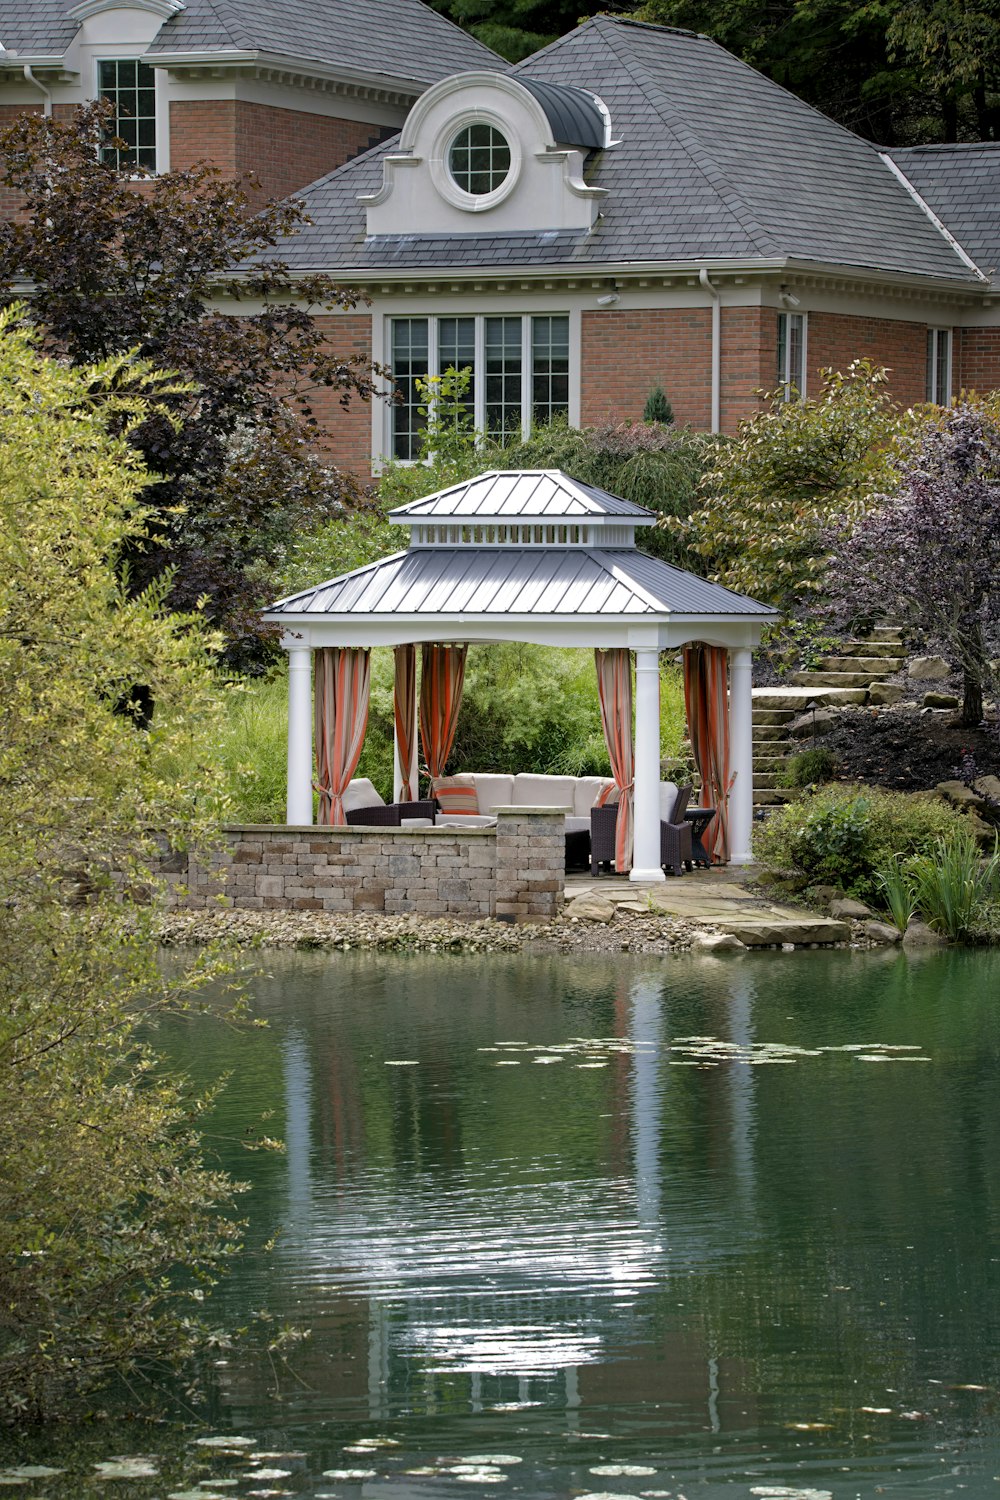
left=162, top=808, right=565, bottom=922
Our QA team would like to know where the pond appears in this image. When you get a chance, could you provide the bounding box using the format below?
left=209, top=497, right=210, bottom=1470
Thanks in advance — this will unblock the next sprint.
left=4, top=946, right=1000, bottom=1498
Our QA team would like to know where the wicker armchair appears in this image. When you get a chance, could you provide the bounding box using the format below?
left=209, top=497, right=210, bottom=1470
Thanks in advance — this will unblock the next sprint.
left=590, top=785, right=694, bottom=877
left=344, top=798, right=436, bottom=827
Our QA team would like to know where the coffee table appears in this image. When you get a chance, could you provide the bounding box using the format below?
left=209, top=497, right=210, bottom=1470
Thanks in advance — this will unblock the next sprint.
left=684, top=806, right=716, bottom=867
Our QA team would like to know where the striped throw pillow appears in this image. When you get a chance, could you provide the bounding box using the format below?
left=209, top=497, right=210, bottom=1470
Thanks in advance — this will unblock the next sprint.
left=431, top=775, right=480, bottom=815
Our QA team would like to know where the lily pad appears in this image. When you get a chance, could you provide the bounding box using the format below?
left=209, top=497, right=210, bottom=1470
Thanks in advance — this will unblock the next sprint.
left=93, top=1457, right=160, bottom=1479
left=590, top=1465, right=657, bottom=1476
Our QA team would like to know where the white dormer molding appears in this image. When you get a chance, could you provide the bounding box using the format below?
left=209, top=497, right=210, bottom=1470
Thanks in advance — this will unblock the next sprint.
left=68, top=0, right=184, bottom=19
left=360, top=70, right=607, bottom=238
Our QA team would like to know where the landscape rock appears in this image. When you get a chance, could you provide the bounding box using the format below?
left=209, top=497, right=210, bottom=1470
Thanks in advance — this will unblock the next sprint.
left=868, top=683, right=905, bottom=706
left=908, top=655, right=950, bottom=680
left=936, top=779, right=982, bottom=809
left=974, top=775, right=1000, bottom=803
left=807, top=884, right=842, bottom=905
left=788, top=708, right=839, bottom=739
left=902, top=921, right=947, bottom=948
left=564, top=892, right=617, bottom=923
left=714, top=917, right=850, bottom=947
left=923, top=691, right=959, bottom=709
left=691, top=931, right=746, bottom=953
left=863, top=919, right=902, bottom=945
left=829, top=897, right=872, bottom=918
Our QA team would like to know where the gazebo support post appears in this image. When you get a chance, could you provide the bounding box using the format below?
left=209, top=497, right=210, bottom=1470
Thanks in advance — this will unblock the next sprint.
left=286, top=642, right=314, bottom=826
left=729, top=646, right=754, bottom=863
left=630, top=646, right=666, bottom=883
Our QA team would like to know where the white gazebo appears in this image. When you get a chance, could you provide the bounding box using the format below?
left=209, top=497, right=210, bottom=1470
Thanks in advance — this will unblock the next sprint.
left=264, top=470, right=778, bottom=880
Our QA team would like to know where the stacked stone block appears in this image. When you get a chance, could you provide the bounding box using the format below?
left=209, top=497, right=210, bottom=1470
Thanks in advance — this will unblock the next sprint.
left=163, top=808, right=564, bottom=922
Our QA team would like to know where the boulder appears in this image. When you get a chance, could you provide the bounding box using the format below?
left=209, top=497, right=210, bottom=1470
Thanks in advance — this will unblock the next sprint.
left=936, top=779, right=985, bottom=811
left=868, top=683, right=904, bottom=706
left=806, top=884, right=842, bottom=905
left=715, top=917, right=850, bottom=947
left=975, top=775, right=1000, bottom=803
left=829, top=897, right=872, bottom=919
left=565, top=892, right=616, bottom=923
left=691, top=932, right=746, bottom=953
left=863, top=919, right=902, bottom=945
left=923, top=691, right=959, bottom=709
left=908, top=655, right=950, bottom=680
left=788, top=708, right=839, bottom=739
left=902, top=921, right=947, bottom=948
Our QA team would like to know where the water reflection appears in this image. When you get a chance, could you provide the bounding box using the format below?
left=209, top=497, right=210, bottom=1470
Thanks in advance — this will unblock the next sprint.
left=159, top=947, right=1000, bottom=1494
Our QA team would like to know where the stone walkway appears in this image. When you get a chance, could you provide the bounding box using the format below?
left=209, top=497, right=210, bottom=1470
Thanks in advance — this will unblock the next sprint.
left=564, top=867, right=850, bottom=947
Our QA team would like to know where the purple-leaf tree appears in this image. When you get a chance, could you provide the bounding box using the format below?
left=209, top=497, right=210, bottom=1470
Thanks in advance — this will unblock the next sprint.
left=830, top=404, right=1000, bottom=727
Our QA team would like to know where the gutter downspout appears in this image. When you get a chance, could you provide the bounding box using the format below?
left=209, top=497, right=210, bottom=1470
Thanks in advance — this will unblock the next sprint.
left=699, top=267, right=721, bottom=434
left=23, top=65, right=52, bottom=116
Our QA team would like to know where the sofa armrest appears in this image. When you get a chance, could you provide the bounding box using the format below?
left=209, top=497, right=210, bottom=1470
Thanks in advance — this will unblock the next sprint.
left=400, top=799, right=437, bottom=822
left=344, top=803, right=402, bottom=827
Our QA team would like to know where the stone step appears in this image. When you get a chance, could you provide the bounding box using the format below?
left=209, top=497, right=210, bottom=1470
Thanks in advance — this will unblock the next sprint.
left=868, top=627, right=904, bottom=642
left=753, top=724, right=791, bottom=741
left=818, top=655, right=904, bottom=674
left=752, top=685, right=867, bottom=707
left=754, top=787, right=797, bottom=805
left=752, top=707, right=798, bottom=725
left=839, top=639, right=907, bottom=659
left=789, top=670, right=876, bottom=689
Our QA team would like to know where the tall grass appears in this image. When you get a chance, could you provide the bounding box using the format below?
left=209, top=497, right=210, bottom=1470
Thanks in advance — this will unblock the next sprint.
left=904, top=829, right=1000, bottom=939
left=217, top=650, right=689, bottom=822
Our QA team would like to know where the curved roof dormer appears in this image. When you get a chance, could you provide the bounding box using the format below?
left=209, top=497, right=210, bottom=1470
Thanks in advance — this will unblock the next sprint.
left=360, top=69, right=609, bottom=237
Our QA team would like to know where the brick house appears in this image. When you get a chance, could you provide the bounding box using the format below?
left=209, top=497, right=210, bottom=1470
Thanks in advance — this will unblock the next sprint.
left=0, top=0, right=501, bottom=209
left=257, top=16, right=1000, bottom=476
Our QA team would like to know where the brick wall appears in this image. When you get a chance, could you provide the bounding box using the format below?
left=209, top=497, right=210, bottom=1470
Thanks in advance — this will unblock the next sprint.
left=170, top=99, right=391, bottom=199
left=164, top=810, right=565, bottom=922
left=807, top=311, right=927, bottom=406
left=303, top=312, right=376, bottom=479
left=722, top=306, right=775, bottom=429
left=954, top=327, right=1000, bottom=394
left=581, top=307, right=713, bottom=430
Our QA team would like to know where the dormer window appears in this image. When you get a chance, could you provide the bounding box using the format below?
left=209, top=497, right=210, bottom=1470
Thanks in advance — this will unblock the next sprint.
left=98, top=58, right=157, bottom=170
left=448, top=123, right=511, bottom=197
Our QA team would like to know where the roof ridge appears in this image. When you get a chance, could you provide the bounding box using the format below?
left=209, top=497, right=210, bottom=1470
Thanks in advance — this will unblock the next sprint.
left=597, top=21, right=782, bottom=259
left=195, top=0, right=258, bottom=51
left=891, top=141, right=1000, bottom=154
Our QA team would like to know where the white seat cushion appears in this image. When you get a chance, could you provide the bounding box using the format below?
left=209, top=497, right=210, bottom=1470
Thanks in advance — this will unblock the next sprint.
left=342, top=777, right=385, bottom=812
left=659, top=781, right=680, bottom=821
left=512, top=773, right=577, bottom=809
left=573, top=775, right=616, bottom=816
left=470, top=773, right=515, bottom=814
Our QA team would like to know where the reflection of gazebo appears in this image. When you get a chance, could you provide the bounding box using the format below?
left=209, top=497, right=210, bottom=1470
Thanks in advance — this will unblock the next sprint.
left=263, top=470, right=778, bottom=881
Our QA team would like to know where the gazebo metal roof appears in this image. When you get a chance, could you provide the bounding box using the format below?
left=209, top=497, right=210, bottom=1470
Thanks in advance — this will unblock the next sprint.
left=267, top=469, right=776, bottom=630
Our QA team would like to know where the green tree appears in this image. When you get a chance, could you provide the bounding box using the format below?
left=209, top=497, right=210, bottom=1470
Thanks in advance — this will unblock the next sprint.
left=675, top=361, right=907, bottom=608
left=0, top=102, right=375, bottom=659
left=0, top=308, right=245, bottom=1416
left=428, top=0, right=596, bottom=60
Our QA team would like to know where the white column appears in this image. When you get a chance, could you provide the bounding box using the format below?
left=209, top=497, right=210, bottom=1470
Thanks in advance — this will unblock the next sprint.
left=729, top=647, right=754, bottom=864
left=286, top=644, right=313, bottom=826
left=631, top=647, right=666, bottom=883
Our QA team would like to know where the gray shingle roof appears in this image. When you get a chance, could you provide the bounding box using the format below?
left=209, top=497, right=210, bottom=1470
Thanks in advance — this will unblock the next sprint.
left=267, top=545, right=775, bottom=619
left=889, top=144, right=1000, bottom=278
left=0, top=0, right=501, bottom=84
left=388, top=470, right=654, bottom=522
left=275, top=16, right=978, bottom=284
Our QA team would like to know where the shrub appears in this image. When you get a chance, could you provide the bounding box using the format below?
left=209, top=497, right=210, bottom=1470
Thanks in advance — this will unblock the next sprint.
left=643, top=386, right=674, bottom=425
left=780, top=746, right=838, bottom=787
left=753, top=782, right=965, bottom=900
left=904, top=828, right=1000, bottom=939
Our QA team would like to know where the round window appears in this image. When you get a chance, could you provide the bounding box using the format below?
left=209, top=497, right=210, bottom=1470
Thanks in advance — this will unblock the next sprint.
left=449, top=123, right=512, bottom=197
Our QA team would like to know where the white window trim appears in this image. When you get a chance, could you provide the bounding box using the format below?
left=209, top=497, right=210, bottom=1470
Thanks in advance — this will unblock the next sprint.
left=777, top=309, right=808, bottom=402
left=93, top=51, right=168, bottom=174
left=927, top=327, right=953, bottom=405
left=378, top=309, right=576, bottom=466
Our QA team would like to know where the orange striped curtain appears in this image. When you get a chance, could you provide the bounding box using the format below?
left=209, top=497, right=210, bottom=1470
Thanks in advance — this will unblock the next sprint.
left=420, top=643, right=467, bottom=779
left=683, top=643, right=732, bottom=863
left=393, top=644, right=417, bottom=801
left=314, top=647, right=371, bottom=826
left=594, top=647, right=634, bottom=873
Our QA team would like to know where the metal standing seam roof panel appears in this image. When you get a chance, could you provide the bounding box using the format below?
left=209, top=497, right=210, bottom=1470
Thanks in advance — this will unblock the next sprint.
left=266, top=546, right=778, bottom=618
left=389, top=470, right=656, bottom=521
left=515, top=76, right=607, bottom=149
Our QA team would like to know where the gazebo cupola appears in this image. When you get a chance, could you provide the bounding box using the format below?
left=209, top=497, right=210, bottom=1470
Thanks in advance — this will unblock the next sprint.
left=265, top=469, right=779, bottom=879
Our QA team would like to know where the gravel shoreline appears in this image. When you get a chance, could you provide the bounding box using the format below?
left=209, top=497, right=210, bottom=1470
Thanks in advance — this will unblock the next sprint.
left=157, top=907, right=703, bottom=956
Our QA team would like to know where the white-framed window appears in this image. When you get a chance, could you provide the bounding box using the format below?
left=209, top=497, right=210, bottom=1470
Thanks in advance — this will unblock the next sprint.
left=389, top=313, right=570, bottom=460
left=777, top=311, right=807, bottom=401
left=98, top=57, right=157, bottom=170
left=926, top=328, right=952, bottom=405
